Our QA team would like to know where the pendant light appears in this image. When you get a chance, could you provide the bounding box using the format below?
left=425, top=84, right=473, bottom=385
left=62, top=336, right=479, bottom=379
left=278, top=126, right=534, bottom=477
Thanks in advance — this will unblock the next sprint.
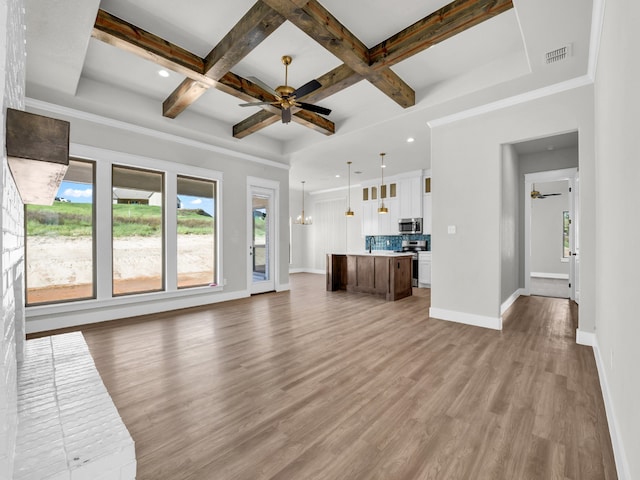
left=294, top=180, right=312, bottom=225
left=345, top=161, right=354, bottom=217
left=378, top=153, right=388, bottom=214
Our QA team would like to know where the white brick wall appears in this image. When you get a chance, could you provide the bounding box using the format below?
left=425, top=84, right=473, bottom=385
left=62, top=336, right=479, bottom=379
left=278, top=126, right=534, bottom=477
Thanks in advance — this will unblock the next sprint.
left=1, top=0, right=26, bottom=477
left=14, top=333, right=136, bottom=480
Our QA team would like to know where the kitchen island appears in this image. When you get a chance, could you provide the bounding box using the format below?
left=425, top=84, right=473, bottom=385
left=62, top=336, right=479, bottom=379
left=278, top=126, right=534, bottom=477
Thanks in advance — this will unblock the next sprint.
left=326, top=252, right=413, bottom=301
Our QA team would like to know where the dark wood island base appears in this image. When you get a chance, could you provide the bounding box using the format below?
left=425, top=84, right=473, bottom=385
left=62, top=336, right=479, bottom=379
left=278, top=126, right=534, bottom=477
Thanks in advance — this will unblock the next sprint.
left=327, top=253, right=413, bottom=301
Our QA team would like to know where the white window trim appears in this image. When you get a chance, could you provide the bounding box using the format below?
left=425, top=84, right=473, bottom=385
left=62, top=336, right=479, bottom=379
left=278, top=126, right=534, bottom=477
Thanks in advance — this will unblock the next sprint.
left=25, top=143, right=227, bottom=332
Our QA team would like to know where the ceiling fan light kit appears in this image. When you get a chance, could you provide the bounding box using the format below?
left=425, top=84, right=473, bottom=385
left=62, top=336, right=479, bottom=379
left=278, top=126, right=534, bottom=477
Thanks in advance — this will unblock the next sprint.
left=238, top=55, right=332, bottom=125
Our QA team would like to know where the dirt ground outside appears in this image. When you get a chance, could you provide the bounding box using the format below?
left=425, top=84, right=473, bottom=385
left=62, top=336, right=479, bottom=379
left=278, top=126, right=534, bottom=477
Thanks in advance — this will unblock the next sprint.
left=26, top=235, right=214, bottom=304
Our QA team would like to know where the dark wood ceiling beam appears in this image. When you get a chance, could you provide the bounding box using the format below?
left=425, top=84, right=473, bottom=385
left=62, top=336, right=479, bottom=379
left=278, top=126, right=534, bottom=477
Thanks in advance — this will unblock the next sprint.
left=92, top=10, right=207, bottom=81
left=233, top=110, right=281, bottom=139
left=163, top=2, right=286, bottom=118
left=291, top=109, right=335, bottom=135
left=92, top=10, right=335, bottom=137
left=261, top=0, right=415, bottom=108
left=368, top=0, right=514, bottom=70
left=93, top=11, right=278, bottom=103
left=232, top=106, right=335, bottom=138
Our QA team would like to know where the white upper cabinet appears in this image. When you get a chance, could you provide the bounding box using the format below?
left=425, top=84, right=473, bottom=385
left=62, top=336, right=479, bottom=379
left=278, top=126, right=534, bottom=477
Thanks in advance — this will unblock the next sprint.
left=360, top=170, right=424, bottom=236
left=398, top=175, right=422, bottom=219
left=422, top=171, right=432, bottom=235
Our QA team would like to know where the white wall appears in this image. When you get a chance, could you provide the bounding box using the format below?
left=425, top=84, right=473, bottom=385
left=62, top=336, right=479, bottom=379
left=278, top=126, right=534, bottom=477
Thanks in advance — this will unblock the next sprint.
left=301, top=189, right=362, bottom=273
left=530, top=180, right=569, bottom=276
left=430, top=84, right=595, bottom=332
left=594, top=0, right=640, bottom=477
left=500, top=144, right=519, bottom=305
left=0, top=0, right=25, bottom=477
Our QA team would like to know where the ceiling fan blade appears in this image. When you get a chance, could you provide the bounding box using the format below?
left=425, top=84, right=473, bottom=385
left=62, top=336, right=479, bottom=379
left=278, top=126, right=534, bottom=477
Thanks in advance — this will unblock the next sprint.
left=247, top=76, right=278, bottom=97
left=293, top=79, right=321, bottom=99
left=238, top=101, right=278, bottom=107
left=297, top=102, right=331, bottom=116
left=281, top=108, right=292, bottom=124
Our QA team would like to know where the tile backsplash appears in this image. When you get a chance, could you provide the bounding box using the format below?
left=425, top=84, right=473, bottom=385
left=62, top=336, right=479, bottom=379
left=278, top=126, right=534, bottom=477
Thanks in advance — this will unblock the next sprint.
left=365, top=234, right=430, bottom=252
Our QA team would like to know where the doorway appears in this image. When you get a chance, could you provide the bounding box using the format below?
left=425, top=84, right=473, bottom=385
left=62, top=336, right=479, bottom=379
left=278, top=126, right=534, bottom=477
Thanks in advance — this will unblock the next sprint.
left=247, top=179, right=278, bottom=294
left=524, top=169, right=578, bottom=300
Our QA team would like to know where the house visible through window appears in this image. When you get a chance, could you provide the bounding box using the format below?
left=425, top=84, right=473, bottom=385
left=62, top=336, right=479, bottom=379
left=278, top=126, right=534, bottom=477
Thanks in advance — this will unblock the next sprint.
left=112, top=165, right=164, bottom=295
left=177, top=175, right=217, bottom=288
left=25, top=159, right=95, bottom=305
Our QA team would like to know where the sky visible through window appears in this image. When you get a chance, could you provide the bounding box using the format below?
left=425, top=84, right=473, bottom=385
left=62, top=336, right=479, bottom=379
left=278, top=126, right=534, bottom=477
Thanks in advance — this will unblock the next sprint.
left=57, top=182, right=214, bottom=216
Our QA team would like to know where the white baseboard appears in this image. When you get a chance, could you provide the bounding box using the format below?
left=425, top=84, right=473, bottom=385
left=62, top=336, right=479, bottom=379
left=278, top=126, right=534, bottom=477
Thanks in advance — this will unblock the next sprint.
left=592, top=339, right=631, bottom=480
left=429, top=307, right=502, bottom=330
left=576, top=328, right=595, bottom=346
left=500, top=288, right=525, bottom=315
left=289, top=268, right=325, bottom=275
left=531, top=272, right=569, bottom=280
left=26, top=289, right=250, bottom=333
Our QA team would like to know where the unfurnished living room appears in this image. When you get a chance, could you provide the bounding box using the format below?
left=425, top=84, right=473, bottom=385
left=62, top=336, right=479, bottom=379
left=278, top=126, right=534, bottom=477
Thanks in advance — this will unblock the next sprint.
left=1, top=0, right=638, bottom=479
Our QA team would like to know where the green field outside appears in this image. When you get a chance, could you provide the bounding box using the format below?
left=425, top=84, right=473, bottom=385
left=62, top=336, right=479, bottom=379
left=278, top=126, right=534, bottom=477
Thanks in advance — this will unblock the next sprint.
left=26, top=203, right=216, bottom=237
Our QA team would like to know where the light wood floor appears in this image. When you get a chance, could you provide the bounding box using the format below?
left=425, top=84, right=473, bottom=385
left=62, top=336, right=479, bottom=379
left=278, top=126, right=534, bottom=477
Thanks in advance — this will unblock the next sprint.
left=34, top=273, right=617, bottom=479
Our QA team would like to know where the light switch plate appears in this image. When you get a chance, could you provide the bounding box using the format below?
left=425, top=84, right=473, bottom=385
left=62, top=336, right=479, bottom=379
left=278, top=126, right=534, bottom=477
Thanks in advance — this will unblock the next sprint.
left=447, top=225, right=456, bottom=234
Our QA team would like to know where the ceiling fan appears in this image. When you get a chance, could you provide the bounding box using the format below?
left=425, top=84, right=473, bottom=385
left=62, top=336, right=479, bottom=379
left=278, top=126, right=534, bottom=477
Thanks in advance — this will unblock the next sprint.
left=238, top=55, right=331, bottom=124
left=531, top=183, right=562, bottom=199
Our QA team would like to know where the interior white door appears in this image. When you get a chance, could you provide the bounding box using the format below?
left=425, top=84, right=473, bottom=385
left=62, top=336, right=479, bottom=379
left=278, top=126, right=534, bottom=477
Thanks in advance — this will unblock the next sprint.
left=571, top=172, right=580, bottom=303
left=248, top=183, right=276, bottom=294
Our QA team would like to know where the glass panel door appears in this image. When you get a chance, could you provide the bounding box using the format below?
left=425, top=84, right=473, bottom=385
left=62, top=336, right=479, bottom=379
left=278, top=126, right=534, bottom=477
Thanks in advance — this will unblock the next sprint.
left=250, top=188, right=275, bottom=294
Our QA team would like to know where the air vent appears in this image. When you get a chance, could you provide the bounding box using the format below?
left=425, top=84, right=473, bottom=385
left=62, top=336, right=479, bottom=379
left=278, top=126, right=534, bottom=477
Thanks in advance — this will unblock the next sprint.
left=545, top=44, right=572, bottom=64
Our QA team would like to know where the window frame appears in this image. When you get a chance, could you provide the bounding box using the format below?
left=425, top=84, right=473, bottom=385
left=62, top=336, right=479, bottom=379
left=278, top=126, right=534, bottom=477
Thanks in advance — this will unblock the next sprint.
left=111, top=164, right=166, bottom=297
left=24, top=158, right=97, bottom=306
left=24, top=144, right=224, bottom=322
left=176, top=173, right=218, bottom=289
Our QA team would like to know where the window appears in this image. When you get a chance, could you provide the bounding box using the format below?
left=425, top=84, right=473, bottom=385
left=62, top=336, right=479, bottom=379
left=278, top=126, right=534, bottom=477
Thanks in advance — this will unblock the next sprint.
left=112, top=166, right=164, bottom=295
left=25, top=159, right=95, bottom=305
left=563, top=211, right=570, bottom=258
left=177, top=175, right=217, bottom=288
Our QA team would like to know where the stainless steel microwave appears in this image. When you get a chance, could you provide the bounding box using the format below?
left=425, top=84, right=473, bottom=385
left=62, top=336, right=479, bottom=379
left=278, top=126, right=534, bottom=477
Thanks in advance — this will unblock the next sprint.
left=398, top=218, right=422, bottom=234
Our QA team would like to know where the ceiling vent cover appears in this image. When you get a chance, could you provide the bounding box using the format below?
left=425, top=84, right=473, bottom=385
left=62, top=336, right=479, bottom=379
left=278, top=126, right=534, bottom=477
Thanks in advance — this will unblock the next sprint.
left=545, top=44, right=572, bottom=64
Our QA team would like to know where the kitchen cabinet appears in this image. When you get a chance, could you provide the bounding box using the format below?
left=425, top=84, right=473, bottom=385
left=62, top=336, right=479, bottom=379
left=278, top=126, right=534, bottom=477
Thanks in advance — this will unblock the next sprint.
left=361, top=181, right=398, bottom=236
left=422, top=172, right=432, bottom=234
left=422, top=193, right=432, bottom=235
left=398, top=176, right=422, bottom=219
left=418, top=251, right=431, bottom=287
left=326, top=253, right=413, bottom=301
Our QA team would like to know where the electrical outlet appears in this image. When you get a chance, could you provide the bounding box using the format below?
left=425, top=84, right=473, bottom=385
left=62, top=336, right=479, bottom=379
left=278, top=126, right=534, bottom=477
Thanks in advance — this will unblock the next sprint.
left=447, top=225, right=456, bottom=234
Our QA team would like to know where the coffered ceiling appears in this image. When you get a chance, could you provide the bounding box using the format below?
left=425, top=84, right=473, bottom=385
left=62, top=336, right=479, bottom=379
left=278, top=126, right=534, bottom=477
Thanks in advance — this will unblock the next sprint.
left=24, top=0, right=595, bottom=191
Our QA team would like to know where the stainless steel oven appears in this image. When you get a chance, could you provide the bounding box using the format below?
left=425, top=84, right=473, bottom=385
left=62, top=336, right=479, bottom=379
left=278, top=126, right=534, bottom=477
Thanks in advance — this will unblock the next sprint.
left=398, top=218, right=422, bottom=234
left=398, top=240, right=427, bottom=287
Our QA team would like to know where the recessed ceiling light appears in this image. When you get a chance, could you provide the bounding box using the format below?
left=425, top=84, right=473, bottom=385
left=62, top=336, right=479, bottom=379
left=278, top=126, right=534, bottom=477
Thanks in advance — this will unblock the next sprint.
left=407, top=137, right=415, bottom=143
left=158, top=69, right=170, bottom=78
left=335, top=174, right=340, bottom=178
left=381, top=164, right=386, bottom=168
